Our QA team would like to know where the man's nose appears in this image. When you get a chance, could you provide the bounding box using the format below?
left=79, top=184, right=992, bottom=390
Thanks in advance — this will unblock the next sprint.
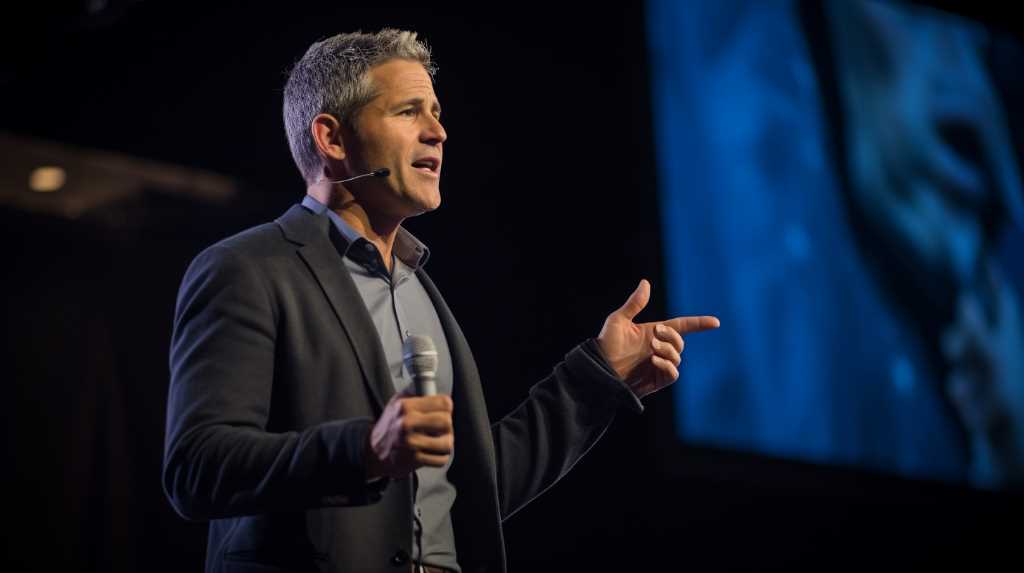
left=421, top=115, right=447, bottom=146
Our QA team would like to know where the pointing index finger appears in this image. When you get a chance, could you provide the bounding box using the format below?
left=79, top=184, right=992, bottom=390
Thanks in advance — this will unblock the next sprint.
left=663, top=315, right=721, bottom=335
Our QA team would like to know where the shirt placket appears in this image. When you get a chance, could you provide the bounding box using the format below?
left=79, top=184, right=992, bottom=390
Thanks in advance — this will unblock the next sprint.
left=375, top=253, right=427, bottom=566
left=389, top=257, right=413, bottom=361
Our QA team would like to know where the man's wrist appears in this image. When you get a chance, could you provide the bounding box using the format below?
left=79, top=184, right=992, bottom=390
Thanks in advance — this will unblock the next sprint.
left=583, top=338, right=623, bottom=380
left=577, top=339, right=644, bottom=413
left=363, top=427, right=383, bottom=481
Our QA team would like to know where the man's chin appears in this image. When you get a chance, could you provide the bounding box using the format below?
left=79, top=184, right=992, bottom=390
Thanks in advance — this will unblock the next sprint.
left=410, top=191, right=441, bottom=214
left=399, top=201, right=440, bottom=220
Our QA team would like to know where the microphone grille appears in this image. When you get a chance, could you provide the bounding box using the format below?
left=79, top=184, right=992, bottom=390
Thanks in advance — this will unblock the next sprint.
left=402, top=334, right=437, bottom=376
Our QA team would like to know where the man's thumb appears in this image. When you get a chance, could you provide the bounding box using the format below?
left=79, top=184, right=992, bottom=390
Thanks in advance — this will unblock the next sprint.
left=616, top=279, right=650, bottom=321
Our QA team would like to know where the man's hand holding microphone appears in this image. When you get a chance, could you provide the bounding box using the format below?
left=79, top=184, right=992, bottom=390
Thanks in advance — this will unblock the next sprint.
left=365, top=336, right=453, bottom=479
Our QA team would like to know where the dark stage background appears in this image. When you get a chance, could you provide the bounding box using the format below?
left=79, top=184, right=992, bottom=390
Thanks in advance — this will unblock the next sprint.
left=1, top=1, right=1021, bottom=572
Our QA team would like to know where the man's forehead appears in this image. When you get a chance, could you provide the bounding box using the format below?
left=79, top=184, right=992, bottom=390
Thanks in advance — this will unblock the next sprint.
left=368, top=59, right=437, bottom=100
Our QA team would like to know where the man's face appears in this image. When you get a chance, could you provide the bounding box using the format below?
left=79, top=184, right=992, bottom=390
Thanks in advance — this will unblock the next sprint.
left=344, top=58, right=446, bottom=220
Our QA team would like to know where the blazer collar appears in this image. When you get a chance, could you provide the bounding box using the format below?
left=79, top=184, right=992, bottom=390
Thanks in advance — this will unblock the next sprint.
left=275, top=203, right=321, bottom=246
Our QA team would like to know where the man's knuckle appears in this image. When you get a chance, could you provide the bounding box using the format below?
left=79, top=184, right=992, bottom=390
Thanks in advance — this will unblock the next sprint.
left=401, top=417, right=416, bottom=434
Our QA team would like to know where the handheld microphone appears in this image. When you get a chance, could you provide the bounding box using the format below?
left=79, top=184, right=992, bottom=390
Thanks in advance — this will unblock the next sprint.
left=402, top=335, right=438, bottom=396
left=402, top=334, right=439, bottom=572
left=328, top=167, right=390, bottom=184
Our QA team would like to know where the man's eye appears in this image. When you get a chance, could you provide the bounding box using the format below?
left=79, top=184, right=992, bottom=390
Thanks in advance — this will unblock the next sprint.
left=400, top=109, right=417, bottom=116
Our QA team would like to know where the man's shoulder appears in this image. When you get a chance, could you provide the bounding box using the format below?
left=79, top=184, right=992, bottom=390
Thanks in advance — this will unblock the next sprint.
left=201, top=204, right=314, bottom=258
left=183, top=204, right=317, bottom=276
left=213, top=220, right=287, bottom=255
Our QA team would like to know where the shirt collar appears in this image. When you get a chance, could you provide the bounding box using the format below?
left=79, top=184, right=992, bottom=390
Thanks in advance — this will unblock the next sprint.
left=301, top=194, right=431, bottom=271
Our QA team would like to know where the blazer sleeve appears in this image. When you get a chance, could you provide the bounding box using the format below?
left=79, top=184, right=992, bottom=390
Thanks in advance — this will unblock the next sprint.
left=162, top=244, right=385, bottom=521
left=491, top=340, right=643, bottom=520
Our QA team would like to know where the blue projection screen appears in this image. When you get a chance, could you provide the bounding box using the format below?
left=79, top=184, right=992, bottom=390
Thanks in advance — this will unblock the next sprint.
left=648, top=0, right=1024, bottom=489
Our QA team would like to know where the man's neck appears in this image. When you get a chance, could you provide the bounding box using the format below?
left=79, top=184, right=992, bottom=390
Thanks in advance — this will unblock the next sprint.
left=307, top=180, right=402, bottom=272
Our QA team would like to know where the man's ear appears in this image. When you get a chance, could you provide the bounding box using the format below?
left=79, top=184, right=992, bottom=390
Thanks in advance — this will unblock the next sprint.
left=311, top=113, right=346, bottom=162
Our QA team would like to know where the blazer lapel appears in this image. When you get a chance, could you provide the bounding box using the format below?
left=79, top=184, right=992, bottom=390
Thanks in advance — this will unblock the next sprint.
left=416, top=270, right=496, bottom=471
left=275, top=204, right=394, bottom=413
left=417, top=269, right=505, bottom=571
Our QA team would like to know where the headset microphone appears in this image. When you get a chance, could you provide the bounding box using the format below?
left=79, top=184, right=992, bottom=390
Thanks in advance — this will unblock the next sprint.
left=328, top=168, right=390, bottom=184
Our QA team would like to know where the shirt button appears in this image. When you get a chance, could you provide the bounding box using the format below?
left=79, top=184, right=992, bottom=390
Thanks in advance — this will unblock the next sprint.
left=364, top=242, right=375, bottom=252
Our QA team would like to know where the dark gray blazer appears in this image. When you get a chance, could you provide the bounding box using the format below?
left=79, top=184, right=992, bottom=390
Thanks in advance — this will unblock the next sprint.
left=163, top=203, right=637, bottom=573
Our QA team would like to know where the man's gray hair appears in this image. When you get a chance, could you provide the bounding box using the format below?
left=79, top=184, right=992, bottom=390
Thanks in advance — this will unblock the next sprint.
left=283, top=29, right=436, bottom=184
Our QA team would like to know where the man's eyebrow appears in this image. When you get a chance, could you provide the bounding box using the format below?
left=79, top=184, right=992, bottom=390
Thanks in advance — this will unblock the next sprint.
left=395, top=97, right=442, bottom=115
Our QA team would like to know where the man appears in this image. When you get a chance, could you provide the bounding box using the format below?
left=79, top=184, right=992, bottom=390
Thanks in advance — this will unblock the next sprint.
left=162, top=29, right=719, bottom=572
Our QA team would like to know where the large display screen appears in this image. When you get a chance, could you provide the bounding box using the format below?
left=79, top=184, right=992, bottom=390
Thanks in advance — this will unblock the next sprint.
left=648, top=0, right=1024, bottom=489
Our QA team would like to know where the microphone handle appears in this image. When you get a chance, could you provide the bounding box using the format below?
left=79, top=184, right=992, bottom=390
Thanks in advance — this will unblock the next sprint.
left=413, top=373, right=437, bottom=397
